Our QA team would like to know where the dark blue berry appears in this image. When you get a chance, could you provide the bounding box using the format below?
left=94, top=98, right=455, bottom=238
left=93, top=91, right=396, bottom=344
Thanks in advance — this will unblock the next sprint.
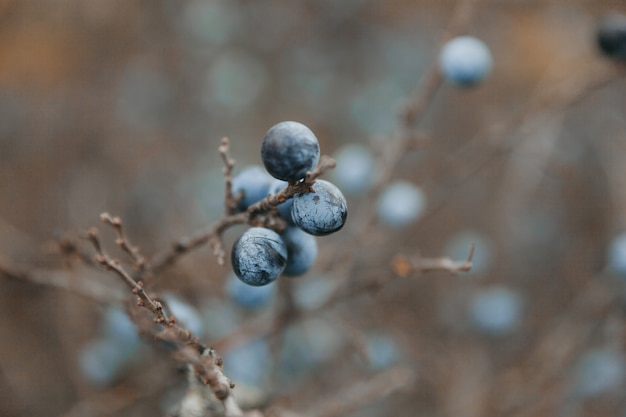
left=261, top=121, right=320, bottom=182
left=231, top=227, right=287, bottom=286
left=291, top=179, right=347, bottom=236
left=268, top=179, right=295, bottom=225
left=226, top=273, right=276, bottom=309
left=281, top=226, right=318, bottom=276
left=231, top=166, right=274, bottom=211
left=598, top=13, right=626, bottom=60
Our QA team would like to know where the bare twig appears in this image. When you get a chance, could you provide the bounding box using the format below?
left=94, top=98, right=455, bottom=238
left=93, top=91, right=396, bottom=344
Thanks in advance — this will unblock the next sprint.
left=57, top=234, right=98, bottom=267
left=84, top=225, right=239, bottom=408
left=100, top=212, right=148, bottom=273
left=392, top=243, right=475, bottom=277
left=220, top=137, right=240, bottom=216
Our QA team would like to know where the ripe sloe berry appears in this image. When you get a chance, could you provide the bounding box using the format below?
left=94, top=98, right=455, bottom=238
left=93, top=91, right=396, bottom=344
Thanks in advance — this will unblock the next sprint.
left=261, top=121, right=320, bottom=182
left=268, top=179, right=295, bottom=225
left=376, top=180, right=425, bottom=227
left=232, top=165, right=274, bottom=211
left=469, top=287, right=523, bottom=336
left=281, top=226, right=318, bottom=276
left=331, top=144, right=375, bottom=196
left=291, top=179, right=347, bottom=236
left=226, top=273, right=276, bottom=309
left=597, top=13, right=626, bottom=60
left=439, top=36, right=492, bottom=86
left=231, top=227, right=287, bottom=286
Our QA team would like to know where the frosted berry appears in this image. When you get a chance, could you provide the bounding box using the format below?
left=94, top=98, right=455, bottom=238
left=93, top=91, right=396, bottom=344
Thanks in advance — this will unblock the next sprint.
left=291, top=179, right=347, bottom=236
left=231, top=227, right=287, bottom=286
left=261, top=121, right=320, bottom=182
left=281, top=226, right=318, bottom=276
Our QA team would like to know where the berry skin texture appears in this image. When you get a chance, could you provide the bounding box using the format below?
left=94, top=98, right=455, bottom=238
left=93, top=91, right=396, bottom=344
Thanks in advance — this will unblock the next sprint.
left=261, top=121, right=320, bottom=182
left=231, top=227, right=287, bottom=286
left=281, top=226, right=318, bottom=276
left=232, top=165, right=274, bottom=211
left=597, top=13, right=626, bottom=60
left=376, top=180, right=425, bottom=227
left=291, top=179, right=348, bottom=236
left=268, top=179, right=295, bottom=225
left=439, top=36, right=493, bottom=86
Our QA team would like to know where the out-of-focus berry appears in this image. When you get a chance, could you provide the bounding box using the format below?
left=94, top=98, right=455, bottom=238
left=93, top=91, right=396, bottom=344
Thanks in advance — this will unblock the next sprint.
left=439, top=36, right=493, bottom=86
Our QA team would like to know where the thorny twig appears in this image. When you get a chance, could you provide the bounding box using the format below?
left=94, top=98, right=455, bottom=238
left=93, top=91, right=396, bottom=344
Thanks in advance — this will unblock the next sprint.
left=100, top=212, right=148, bottom=272
left=85, top=223, right=242, bottom=411
left=220, top=137, right=239, bottom=216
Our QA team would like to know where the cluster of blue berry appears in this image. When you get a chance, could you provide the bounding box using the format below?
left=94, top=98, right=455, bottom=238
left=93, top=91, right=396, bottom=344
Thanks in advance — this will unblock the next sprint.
left=231, top=121, right=347, bottom=286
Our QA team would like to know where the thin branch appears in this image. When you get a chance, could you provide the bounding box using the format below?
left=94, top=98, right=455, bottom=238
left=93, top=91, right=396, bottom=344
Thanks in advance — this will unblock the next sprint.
left=57, top=234, right=98, bottom=267
left=100, top=212, right=148, bottom=272
left=392, top=243, right=475, bottom=277
left=84, top=226, right=239, bottom=407
left=220, top=137, right=240, bottom=216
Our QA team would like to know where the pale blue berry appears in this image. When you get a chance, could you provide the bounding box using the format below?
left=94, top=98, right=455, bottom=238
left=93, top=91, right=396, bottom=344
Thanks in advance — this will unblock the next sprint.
left=376, top=180, right=425, bottom=227
left=440, top=36, right=492, bottom=86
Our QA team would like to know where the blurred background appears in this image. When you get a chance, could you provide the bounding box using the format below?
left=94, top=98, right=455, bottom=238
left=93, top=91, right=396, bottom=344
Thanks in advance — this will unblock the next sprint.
left=1, top=0, right=626, bottom=416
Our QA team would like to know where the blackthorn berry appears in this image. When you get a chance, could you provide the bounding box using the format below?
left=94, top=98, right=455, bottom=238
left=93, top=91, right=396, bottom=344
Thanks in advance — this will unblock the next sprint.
left=163, top=292, right=204, bottom=336
left=439, top=36, right=492, bottom=86
left=575, top=349, right=625, bottom=398
left=261, top=121, right=320, bottom=181
left=469, top=286, right=523, bottom=336
left=281, top=226, right=318, bottom=276
left=597, top=13, right=626, bottom=60
left=268, top=179, right=295, bottom=225
left=231, top=227, right=287, bottom=286
left=223, top=338, right=271, bottom=386
left=231, top=165, right=274, bottom=211
left=102, top=307, right=140, bottom=345
left=376, top=180, right=425, bottom=227
left=292, top=275, right=336, bottom=311
left=291, top=179, right=347, bottom=236
left=330, top=144, right=375, bottom=196
left=608, top=232, right=626, bottom=277
left=226, top=272, right=276, bottom=309
left=79, top=338, right=127, bottom=385
left=278, top=318, right=344, bottom=379
left=363, top=333, right=399, bottom=371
